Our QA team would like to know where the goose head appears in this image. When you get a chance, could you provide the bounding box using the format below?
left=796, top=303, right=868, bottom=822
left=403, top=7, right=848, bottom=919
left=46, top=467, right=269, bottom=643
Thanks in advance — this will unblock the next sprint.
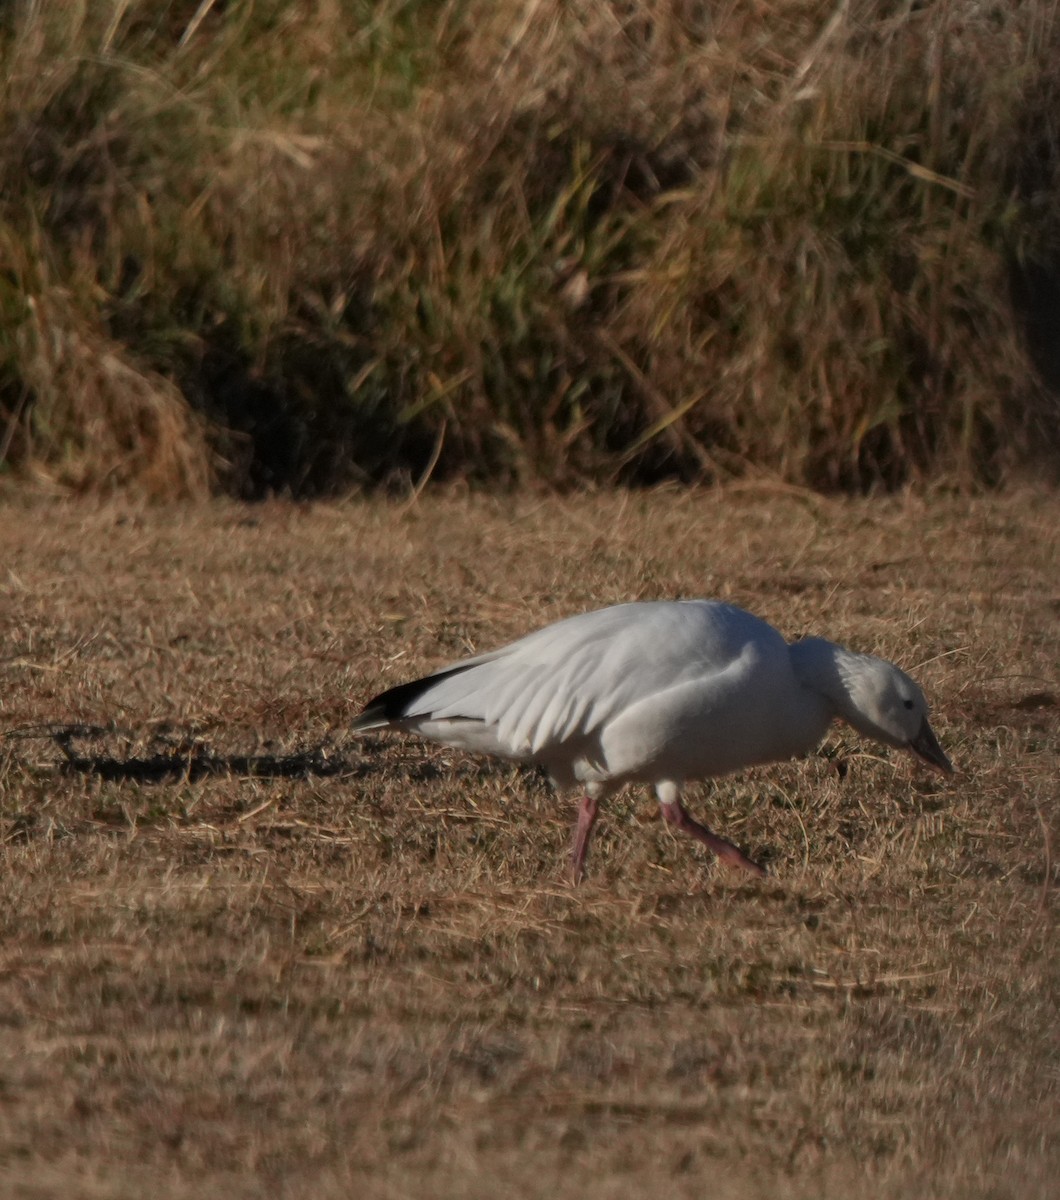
left=792, top=639, right=953, bottom=774
left=841, top=653, right=953, bottom=774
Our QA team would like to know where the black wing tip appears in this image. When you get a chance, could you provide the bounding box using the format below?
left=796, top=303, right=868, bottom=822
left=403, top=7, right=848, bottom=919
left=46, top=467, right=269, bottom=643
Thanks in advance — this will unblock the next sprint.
left=352, top=663, right=474, bottom=731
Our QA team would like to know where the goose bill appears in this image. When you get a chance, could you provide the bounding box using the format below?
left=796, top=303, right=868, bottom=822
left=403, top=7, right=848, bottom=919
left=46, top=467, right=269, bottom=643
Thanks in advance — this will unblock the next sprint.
left=910, top=718, right=953, bottom=775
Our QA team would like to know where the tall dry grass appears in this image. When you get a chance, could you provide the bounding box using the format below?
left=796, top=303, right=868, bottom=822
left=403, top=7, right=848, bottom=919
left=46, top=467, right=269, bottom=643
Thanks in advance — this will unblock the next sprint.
left=0, top=0, right=1058, bottom=496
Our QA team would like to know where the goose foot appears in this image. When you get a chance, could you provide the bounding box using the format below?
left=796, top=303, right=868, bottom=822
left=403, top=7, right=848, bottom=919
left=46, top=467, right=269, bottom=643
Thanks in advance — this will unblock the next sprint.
left=661, top=799, right=767, bottom=878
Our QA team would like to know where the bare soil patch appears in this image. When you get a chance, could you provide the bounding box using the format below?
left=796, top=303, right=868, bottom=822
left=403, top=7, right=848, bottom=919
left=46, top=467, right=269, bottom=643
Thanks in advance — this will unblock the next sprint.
left=0, top=489, right=1057, bottom=1198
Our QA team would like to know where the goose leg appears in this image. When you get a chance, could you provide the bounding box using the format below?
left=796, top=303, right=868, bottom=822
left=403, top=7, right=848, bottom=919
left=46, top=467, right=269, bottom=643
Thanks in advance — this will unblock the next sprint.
left=570, top=793, right=600, bottom=883
left=656, top=782, right=766, bottom=878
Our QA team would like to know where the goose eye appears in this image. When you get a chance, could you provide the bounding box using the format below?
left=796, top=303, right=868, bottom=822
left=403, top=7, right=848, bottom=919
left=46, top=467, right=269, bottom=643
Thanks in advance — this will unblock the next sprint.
left=903, top=699, right=914, bottom=710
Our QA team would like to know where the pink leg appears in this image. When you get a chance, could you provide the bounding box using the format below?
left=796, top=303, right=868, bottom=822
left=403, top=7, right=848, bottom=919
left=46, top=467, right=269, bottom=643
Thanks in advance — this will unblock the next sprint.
left=570, top=793, right=600, bottom=884
left=661, top=798, right=767, bottom=877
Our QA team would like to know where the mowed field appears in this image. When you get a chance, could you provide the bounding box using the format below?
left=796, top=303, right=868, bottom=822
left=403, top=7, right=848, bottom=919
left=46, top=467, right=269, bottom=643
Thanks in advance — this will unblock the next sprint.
left=0, top=489, right=1056, bottom=1199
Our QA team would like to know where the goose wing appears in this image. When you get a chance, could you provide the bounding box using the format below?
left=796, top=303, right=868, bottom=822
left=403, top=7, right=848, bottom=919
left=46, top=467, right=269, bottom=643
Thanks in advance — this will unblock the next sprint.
left=355, top=601, right=789, bottom=760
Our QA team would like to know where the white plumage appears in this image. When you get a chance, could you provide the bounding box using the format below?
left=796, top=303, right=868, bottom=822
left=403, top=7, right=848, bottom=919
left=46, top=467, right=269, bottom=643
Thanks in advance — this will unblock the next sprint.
left=353, top=600, right=952, bottom=880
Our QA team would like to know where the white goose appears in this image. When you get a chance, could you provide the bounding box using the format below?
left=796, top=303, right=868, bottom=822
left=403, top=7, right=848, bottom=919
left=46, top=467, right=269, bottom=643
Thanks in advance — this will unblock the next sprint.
left=352, top=600, right=952, bottom=880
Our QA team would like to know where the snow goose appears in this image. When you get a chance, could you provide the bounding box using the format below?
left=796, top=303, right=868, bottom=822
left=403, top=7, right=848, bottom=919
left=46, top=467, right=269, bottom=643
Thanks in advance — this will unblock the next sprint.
left=352, top=600, right=952, bottom=880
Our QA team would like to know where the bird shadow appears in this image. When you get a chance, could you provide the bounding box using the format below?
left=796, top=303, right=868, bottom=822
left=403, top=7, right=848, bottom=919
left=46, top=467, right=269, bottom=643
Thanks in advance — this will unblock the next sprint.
left=5, top=723, right=449, bottom=785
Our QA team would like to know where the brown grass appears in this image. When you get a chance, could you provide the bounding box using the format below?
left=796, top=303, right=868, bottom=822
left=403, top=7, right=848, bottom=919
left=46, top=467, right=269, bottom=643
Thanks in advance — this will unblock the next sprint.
left=0, top=489, right=1057, bottom=1197
left=2, top=1, right=1059, bottom=494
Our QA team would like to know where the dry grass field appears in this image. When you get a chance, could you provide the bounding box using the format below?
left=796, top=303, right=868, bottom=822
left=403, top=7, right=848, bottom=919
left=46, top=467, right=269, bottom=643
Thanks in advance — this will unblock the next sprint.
left=0, top=488, right=1057, bottom=1198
